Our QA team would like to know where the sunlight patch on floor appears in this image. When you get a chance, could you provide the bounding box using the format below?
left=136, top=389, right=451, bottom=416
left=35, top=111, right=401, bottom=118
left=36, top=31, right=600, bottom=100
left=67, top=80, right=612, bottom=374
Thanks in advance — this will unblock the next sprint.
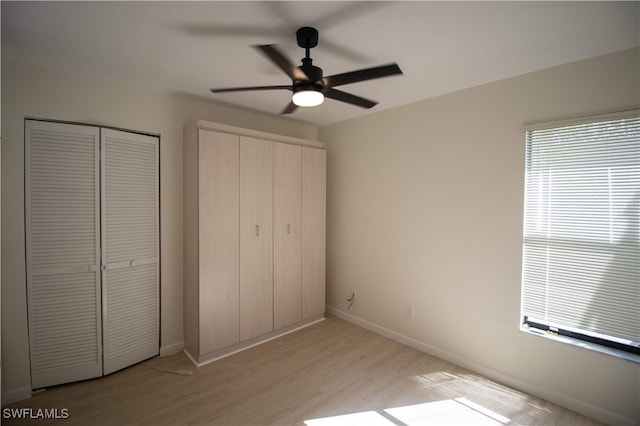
left=305, top=398, right=510, bottom=426
left=304, top=411, right=397, bottom=426
left=385, top=398, right=510, bottom=426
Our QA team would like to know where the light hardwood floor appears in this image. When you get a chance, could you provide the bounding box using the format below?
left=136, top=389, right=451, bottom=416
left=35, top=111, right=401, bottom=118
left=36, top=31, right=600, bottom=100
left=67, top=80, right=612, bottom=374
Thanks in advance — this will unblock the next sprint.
left=3, top=315, right=603, bottom=425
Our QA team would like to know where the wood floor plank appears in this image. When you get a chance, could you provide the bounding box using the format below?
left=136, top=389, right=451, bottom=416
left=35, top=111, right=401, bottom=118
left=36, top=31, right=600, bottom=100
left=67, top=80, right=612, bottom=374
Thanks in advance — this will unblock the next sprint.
left=2, top=315, right=603, bottom=425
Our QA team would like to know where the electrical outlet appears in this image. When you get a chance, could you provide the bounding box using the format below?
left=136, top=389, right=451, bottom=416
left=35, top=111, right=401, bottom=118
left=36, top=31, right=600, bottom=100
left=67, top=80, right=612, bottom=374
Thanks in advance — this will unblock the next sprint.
left=405, top=304, right=414, bottom=319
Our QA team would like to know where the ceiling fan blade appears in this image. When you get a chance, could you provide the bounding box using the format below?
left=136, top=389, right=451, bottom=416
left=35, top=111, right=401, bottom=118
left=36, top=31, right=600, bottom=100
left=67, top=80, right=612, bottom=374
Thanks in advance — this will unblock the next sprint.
left=324, top=88, right=377, bottom=109
left=254, top=45, right=307, bottom=81
left=280, top=101, right=299, bottom=114
left=210, top=85, right=291, bottom=93
left=323, top=63, right=403, bottom=88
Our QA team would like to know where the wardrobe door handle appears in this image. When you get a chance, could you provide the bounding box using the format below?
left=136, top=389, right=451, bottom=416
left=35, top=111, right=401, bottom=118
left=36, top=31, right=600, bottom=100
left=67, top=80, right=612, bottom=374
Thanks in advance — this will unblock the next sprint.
left=287, top=223, right=291, bottom=234
left=255, top=224, right=260, bottom=237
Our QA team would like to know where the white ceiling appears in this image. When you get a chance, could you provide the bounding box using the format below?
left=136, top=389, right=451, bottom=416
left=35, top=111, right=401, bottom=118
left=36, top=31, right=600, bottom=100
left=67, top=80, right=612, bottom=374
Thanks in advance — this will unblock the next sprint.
left=2, top=1, right=639, bottom=126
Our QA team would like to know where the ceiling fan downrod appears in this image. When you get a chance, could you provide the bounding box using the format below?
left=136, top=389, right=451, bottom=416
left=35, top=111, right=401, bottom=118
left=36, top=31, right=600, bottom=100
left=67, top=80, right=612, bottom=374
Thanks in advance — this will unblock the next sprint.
left=296, top=27, right=323, bottom=83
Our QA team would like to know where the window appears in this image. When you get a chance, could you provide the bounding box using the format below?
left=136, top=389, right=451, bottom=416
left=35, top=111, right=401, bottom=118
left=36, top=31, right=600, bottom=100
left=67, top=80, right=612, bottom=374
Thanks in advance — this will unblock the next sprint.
left=521, top=111, right=639, bottom=359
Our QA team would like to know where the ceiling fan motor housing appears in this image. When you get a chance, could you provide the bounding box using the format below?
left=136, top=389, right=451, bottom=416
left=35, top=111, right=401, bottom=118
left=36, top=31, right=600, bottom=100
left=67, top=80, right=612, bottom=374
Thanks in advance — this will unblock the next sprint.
left=294, top=81, right=323, bottom=94
left=299, top=60, right=323, bottom=84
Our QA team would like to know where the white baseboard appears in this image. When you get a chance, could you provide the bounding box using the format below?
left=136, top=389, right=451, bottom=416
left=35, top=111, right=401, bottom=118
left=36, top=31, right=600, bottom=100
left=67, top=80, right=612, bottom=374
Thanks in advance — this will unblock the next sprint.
left=1, top=386, right=32, bottom=406
left=326, top=305, right=636, bottom=426
left=160, top=341, right=184, bottom=357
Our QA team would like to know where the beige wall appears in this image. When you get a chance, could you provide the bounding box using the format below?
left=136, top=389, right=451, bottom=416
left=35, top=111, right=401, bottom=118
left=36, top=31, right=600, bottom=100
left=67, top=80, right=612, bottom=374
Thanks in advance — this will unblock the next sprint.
left=0, top=59, right=317, bottom=402
left=319, top=47, right=639, bottom=425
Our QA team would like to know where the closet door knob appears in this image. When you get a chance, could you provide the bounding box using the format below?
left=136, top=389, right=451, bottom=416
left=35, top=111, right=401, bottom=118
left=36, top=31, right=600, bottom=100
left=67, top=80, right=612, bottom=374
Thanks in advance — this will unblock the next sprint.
left=255, top=224, right=260, bottom=237
left=130, top=260, right=136, bottom=267
left=287, top=223, right=291, bottom=234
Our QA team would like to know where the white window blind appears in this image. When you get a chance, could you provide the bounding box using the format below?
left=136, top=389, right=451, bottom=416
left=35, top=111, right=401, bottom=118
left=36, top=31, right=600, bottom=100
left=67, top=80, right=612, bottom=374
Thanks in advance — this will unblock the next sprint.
left=521, top=111, right=640, bottom=355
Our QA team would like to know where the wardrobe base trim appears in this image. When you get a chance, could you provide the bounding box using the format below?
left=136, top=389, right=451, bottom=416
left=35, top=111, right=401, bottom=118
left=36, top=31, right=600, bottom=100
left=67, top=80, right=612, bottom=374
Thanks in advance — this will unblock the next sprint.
left=184, top=315, right=325, bottom=367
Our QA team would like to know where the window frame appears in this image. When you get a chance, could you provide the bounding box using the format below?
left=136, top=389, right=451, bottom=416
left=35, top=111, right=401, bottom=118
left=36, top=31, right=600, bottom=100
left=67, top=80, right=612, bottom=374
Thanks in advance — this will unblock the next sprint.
left=520, top=109, right=640, bottom=363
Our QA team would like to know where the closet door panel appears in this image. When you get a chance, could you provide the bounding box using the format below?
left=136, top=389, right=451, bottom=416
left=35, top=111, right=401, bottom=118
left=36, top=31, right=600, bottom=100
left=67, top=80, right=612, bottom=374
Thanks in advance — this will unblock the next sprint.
left=198, top=130, right=240, bottom=353
left=302, top=148, right=327, bottom=319
left=101, top=129, right=159, bottom=375
left=25, top=120, right=103, bottom=389
left=240, top=136, right=273, bottom=341
left=274, top=143, right=302, bottom=329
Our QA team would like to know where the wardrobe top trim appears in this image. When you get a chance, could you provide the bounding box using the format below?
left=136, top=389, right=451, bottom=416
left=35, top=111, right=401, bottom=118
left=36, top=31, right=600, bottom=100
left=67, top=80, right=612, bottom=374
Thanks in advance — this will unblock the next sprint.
left=189, top=120, right=325, bottom=150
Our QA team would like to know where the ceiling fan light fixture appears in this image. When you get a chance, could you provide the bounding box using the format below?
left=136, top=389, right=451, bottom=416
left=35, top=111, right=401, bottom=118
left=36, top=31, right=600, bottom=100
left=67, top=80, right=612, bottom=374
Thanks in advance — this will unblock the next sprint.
left=292, top=89, right=324, bottom=107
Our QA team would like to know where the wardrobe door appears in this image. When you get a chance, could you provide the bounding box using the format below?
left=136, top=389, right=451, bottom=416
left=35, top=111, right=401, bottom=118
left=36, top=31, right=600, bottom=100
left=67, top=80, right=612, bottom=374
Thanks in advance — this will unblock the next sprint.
left=302, top=147, right=326, bottom=319
left=101, top=129, right=159, bottom=374
left=274, top=143, right=302, bottom=329
left=25, top=120, right=103, bottom=389
left=198, top=130, right=240, bottom=353
left=240, top=136, right=273, bottom=341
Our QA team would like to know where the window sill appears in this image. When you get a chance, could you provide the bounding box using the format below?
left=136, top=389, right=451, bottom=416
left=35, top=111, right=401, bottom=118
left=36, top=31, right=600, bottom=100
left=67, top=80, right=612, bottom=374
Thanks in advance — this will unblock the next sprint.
left=521, top=325, right=640, bottom=364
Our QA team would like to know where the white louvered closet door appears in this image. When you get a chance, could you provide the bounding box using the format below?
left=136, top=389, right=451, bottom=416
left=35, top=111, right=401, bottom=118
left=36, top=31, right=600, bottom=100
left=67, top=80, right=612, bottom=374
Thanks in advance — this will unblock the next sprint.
left=25, top=120, right=103, bottom=389
left=101, top=129, right=159, bottom=375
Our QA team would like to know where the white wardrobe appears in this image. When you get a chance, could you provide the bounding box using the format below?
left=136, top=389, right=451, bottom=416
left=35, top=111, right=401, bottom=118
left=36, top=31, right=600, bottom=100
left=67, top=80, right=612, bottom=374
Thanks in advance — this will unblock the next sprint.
left=25, top=119, right=160, bottom=389
left=183, top=120, right=326, bottom=365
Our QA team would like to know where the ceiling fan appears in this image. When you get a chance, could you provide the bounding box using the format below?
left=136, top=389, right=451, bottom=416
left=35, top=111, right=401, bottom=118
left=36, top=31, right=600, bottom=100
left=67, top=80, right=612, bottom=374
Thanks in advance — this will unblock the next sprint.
left=210, top=27, right=403, bottom=114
